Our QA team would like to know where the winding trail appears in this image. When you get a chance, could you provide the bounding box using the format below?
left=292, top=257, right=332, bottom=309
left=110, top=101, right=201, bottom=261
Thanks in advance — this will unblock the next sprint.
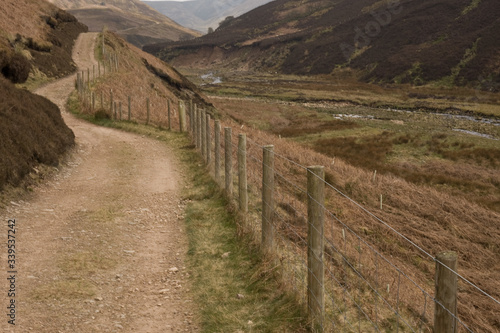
left=1, top=33, right=197, bottom=332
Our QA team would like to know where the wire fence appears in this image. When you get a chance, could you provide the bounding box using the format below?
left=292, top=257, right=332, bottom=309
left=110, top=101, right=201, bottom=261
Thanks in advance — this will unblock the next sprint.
left=181, top=103, right=500, bottom=333
left=76, top=38, right=500, bottom=331
left=75, top=34, right=183, bottom=132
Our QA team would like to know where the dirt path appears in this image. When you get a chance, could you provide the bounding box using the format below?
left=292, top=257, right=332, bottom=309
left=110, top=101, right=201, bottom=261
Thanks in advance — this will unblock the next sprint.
left=1, top=33, right=198, bottom=332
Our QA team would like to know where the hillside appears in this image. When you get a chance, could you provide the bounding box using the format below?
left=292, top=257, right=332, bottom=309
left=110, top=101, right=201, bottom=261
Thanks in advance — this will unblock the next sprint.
left=144, top=0, right=500, bottom=88
left=0, top=76, right=75, bottom=192
left=47, top=0, right=201, bottom=48
left=0, top=0, right=87, bottom=83
left=0, top=0, right=84, bottom=191
left=74, top=30, right=211, bottom=127
left=143, top=0, right=273, bottom=33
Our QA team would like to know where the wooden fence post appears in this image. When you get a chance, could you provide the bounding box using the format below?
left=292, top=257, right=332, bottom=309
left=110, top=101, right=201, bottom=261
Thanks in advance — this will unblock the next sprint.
left=128, top=96, right=131, bottom=121
left=179, top=100, right=186, bottom=132
left=224, top=127, right=233, bottom=198
left=262, top=145, right=275, bottom=253
left=76, top=73, right=81, bottom=95
left=98, top=62, right=101, bottom=77
left=307, top=165, right=325, bottom=332
left=146, top=98, right=150, bottom=125
left=193, top=105, right=198, bottom=146
left=214, top=120, right=221, bottom=184
left=91, top=92, right=95, bottom=110
left=434, top=252, right=458, bottom=333
left=201, top=110, right=206, bottom=159
left=197, top=107, right=202, bottom=150
left=110, top=90, right=113, bottom=116
left=87, top=68, right=90, bottom=89
left=114, top=101, right=117, bottom=120
left=167, top=100, right=171, bottom=130
left=93, top=65, right=95, bottom=82
left=189, top=100, right=194, bottom=134
left=119, top=102, right=122, bottom=120
left=238, top=134, right=248, bottom=213
left=206, top=113, right=211, bottom=164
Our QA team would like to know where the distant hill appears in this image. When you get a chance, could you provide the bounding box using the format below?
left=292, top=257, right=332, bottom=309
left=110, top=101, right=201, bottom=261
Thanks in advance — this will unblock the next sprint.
left=47, top=0, right=201, bottom=47
left=143, top=0, right=273, bottom=33
left=144, top=0, right=500, bottom=88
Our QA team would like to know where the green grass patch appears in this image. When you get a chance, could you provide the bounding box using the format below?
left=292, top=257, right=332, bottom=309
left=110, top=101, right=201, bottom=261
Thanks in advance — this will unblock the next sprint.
left=59, top=251, right=117, bottom=275
left=32, top=279, right=95, bottom=300
left=182, top=148, right=308, bottom=332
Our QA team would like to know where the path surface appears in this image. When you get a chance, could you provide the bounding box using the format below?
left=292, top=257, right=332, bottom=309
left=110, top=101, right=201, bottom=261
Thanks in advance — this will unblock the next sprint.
left=1, top=33, right=197, bottom=332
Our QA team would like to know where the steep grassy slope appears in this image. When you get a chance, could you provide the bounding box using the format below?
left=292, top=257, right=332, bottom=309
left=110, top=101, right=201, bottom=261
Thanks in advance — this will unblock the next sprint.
left=145, top=0, right=500, bottom=88
left=47, top=0, right=200, bottom=48
left=75, top=31, right=210, bottom=126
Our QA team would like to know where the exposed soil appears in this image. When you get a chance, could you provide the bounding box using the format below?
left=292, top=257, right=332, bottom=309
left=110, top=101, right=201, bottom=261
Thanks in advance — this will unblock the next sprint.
left=0, top=33, right=198, bottom=332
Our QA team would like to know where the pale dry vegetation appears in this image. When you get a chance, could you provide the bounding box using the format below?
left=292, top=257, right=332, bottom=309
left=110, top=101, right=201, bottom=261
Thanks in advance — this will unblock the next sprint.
left=0, top=0, right=55, bottom=42
left=79, top=32, right=209, bottom=131
left=212, top=107, right=500, bottom=331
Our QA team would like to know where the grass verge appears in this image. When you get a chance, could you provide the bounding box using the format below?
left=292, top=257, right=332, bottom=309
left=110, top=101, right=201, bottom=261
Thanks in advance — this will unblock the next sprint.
left=68, top=93, right=309, bottom=332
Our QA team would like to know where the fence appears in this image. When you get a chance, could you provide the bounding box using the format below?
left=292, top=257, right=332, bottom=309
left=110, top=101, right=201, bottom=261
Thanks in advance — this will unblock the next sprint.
left=179, top=104, right=500, bottom=332
left=75, top=36, right=500, bottom=333
left=75, top=34, right=184, bottom=132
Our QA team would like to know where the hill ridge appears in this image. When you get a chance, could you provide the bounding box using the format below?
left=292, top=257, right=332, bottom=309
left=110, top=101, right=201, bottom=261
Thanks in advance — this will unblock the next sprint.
left=47, top=0, right=201, bottom=48
left=144, top=0, right=500, bottom=88
left=143, top=0, right=273, bottom=33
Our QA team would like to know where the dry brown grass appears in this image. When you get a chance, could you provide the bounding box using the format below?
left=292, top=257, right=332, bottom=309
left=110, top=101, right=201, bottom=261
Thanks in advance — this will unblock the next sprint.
left=0, top=0, right=55, bottom=43
left=211, top=95, right=500, bottom=216
left=80, top=32, right=209, bottom=130
left=184, top=69, right=500, bottom=118
left=207, top=97, right=500, bottom=331
left=47, top=0, right=201, bottom=44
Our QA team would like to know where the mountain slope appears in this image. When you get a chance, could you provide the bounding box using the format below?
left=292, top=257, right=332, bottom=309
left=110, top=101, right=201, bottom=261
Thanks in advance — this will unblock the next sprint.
left=144, top=0, right=500, bottom=88
left=0, top=0, right=87, bottom=82
left=47, top=0, right=201, bottom=47
left=143, top=0, right=273, bottom=33
left=0, top=0, right=83, bottom=191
